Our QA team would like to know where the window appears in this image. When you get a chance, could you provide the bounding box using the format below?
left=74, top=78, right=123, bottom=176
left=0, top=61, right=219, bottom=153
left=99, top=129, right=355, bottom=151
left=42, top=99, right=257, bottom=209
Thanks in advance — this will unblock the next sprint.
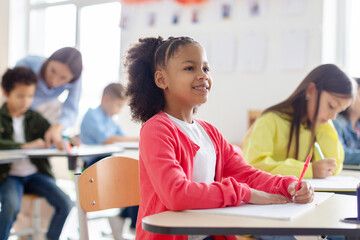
left=10, top=0, right=121, bottom=134
left=323, top=0, right=360, bottom=78
left=344, top=0, right=360, bottom=77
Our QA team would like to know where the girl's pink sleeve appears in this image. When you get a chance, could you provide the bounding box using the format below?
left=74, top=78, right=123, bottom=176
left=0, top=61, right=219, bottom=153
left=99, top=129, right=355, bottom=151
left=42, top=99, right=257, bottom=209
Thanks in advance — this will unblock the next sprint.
left=214, top=129, right=298, bottom=198
left=139, top=120, right=252, bottom=211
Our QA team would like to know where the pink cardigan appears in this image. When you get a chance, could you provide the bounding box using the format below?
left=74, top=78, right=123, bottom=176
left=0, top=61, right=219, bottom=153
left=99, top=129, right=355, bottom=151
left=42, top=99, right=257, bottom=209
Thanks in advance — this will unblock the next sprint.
left=136, top=111, right=298, bottom=240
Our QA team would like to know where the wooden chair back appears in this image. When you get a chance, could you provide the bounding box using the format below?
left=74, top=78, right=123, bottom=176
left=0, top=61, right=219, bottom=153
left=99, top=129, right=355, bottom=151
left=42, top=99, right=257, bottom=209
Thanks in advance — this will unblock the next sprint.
left=75, top=156, right=140, bottom=239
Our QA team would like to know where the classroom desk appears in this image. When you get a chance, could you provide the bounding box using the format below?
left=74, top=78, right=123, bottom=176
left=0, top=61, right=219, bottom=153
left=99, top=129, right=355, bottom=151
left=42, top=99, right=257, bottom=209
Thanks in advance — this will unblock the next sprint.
left=0, top=153, right=27, bottom=164
left=0, top=144, right=125, bottom=171
left=344, top=165, right=360, bottom=171
left=142, top=194, right=360, bottom=238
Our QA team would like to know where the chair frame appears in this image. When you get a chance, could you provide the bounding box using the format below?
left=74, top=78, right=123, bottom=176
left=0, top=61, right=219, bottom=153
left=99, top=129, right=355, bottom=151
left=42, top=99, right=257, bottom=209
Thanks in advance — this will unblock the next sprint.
left=10, top=194, right=47, bottom=240
left=75, top=156, right=140, bottom=240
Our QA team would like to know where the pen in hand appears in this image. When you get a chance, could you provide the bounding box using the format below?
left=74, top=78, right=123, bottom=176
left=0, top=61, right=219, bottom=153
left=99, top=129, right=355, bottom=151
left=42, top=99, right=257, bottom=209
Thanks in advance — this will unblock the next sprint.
left=293, top=154, right=312, bottom=202
left=314, top=142, right=325, bottom=159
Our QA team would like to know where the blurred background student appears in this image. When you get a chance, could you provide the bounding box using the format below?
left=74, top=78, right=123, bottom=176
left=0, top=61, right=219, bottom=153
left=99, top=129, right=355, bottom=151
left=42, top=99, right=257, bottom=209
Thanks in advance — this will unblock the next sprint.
left=79, top=82, right=138, bottom=235
left=333, top=78, right=360, bottom=165
left=0, top=67, right=73, bottom=240
left=16, top=47, right=83, bottom=149
left=242, top=64, right=356, bottom=179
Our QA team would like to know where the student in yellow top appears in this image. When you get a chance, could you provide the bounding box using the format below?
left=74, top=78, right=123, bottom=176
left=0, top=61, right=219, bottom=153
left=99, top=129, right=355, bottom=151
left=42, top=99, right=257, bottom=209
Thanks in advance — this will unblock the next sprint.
left=242, top=64, right=356, bottom=179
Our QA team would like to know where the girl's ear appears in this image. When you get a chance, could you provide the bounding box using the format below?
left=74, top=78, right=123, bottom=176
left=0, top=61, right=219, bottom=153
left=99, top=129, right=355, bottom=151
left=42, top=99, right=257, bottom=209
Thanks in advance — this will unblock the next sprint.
left=154, top=70, right=167, bottom=90
left=305, top=82, right=317, bottom=99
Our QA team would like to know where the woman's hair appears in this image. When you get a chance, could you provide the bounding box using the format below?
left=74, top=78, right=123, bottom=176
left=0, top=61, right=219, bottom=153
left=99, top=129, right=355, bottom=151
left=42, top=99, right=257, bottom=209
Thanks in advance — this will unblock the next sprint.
left=40, top=47, right=83, bottom=83
left=263, top=64, right=356, bottom=159
left=2, top=67, right=37, bottom=94
left=125, top=36, right=199, bottom=123
left=339, top=78, right=360, bottom=119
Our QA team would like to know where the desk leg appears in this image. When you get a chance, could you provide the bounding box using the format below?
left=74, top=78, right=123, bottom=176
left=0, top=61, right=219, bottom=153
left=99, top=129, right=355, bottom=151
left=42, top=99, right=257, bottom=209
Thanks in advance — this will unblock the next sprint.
left=67, top=156, right=78, bottom=171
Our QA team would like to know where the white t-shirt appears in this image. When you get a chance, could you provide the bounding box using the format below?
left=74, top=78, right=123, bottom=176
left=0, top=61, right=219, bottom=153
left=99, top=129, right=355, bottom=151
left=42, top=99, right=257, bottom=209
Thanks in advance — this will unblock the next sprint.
left=9, top=115, right=37, bottom=176
left=166, top=113, right=216, bottom=240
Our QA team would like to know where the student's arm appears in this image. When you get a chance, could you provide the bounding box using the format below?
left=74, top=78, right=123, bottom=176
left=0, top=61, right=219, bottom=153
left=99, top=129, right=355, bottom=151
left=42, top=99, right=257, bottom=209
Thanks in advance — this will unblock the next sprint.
left=103, top=136, right=138, bottom=144
left=140, top=119, right=296, bottom=211
left=80, top=110, right=111, bottom=144
left=204, top=122, right=298, bottom=199
left=58, top=77, right=82, bottom=129
left=15, top=56, right=43, bottom=71
left=0, top=138, right=21, bottom=150
left=103, top=124, right=138, bottom=144
left=140, top=121, right=249, bottom=210
left=333, top=118, right=360, bottom=165
left=315, top=121, right=344, bottom=173
left=243, top=113, right=314, bottom=178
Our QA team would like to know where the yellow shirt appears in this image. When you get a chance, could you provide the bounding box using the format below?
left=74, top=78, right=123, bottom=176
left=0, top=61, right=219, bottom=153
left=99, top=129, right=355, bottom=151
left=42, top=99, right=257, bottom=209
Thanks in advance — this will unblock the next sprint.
left=242, top=111, right=344, bottom=178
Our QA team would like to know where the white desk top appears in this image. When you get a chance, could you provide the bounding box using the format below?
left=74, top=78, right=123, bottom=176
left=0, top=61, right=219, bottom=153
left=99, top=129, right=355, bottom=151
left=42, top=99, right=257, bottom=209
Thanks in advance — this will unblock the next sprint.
left=0, top=153, right=26, bottom=164
left=142, top=194, right=360, bottom=237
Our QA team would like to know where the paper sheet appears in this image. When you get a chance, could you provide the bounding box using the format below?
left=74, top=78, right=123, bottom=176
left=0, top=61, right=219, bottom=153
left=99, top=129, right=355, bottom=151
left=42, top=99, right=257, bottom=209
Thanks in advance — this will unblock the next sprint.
left=0, top=148, right=63, bottom=156
left=186, top=192, right=333, bottom=221
left=210, top=35, right=236, bottom=72
left=279, top=29, right=308, bottom=70
left=306, top=176, right=359, bottom=191
left=112, top=141, right=139, bottom=149
left=237, top=32, right=267, bottom=72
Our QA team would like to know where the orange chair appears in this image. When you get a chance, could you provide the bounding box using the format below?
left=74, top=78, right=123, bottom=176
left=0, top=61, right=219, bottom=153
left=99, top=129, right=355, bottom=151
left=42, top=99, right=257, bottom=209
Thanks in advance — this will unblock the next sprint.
left=75, top=156, right=140, bottom=240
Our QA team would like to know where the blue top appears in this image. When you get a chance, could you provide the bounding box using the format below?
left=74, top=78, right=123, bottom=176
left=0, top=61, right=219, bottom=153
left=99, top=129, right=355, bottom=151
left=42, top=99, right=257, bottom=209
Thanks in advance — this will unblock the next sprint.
left=80, top=106, right=124, bottom=144
left=333, top=115, right=360, bottom=165
left=16, top=55, right=82, bottom=129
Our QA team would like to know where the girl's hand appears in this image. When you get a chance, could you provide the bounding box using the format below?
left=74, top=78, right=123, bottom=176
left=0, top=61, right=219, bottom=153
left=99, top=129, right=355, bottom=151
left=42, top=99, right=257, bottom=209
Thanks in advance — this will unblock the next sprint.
left=249, top=188, right=292, bottom=205
left=44, top=123, right=64, bottom=149
left=21, top=138, right=46, bottom=149
left=312, top=158, right=337, bottom=178
left=288, top=181, right=314, bottom=204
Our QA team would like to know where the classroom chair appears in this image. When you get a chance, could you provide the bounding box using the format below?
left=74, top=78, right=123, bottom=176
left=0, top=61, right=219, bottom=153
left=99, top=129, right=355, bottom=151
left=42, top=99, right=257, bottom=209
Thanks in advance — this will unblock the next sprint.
left=75, top=156, right=140, bottom=240
left=248, top=109, right=263, bottom=129
left=10, top=194, right=51, bottom=240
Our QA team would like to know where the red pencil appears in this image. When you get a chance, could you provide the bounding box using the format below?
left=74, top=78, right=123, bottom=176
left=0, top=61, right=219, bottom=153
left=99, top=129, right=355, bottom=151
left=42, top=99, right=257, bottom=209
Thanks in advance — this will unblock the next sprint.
left=295, top=153, right=312, bottom=192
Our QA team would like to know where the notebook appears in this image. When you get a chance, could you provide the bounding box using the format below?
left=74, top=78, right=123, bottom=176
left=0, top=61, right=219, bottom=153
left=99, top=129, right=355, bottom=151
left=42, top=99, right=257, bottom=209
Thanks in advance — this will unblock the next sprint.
left=305, top=176, right=359, bottom=192
left=186, top=192, right=333, bottom=221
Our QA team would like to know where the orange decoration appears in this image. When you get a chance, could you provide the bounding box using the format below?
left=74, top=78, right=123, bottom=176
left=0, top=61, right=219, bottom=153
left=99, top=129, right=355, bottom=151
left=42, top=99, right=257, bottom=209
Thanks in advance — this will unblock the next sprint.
left=175, top=0, right=207, bottom=4
left=121, top=0, right=160, bottom=3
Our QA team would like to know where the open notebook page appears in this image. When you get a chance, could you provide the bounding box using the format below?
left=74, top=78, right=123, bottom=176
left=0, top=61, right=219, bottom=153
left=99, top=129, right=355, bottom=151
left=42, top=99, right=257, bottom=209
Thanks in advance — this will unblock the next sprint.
left=305, top=176, right=359, bottom=192
left=186, top=192, right=333, bottom=221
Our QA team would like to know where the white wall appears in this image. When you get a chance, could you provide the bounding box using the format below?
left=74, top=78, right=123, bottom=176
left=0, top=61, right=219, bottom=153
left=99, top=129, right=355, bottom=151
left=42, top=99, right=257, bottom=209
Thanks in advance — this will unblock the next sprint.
left=119, top=0, right=324, bottom=143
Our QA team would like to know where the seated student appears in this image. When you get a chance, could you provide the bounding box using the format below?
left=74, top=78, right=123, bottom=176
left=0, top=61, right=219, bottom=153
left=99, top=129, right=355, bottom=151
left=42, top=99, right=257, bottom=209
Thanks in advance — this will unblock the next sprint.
left=0, top=67, right=73, bottom=240
left=242, top=64, right=356, bottom=179
left=333, top=78, right=360, bottom=165
left=79, top=82, right=138, bottom=232
left=80, top=82, right=138, bottom=167
left=124, top=36, right=314, bottom=240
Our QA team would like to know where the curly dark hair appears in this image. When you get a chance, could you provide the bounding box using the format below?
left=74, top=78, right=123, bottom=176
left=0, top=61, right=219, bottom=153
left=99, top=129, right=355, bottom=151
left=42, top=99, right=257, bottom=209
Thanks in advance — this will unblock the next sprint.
left=339, top=78, right=360, bottom=119
left=124, top=36, right=199, bottom=123
left=1, top=67, right=37, bottom=94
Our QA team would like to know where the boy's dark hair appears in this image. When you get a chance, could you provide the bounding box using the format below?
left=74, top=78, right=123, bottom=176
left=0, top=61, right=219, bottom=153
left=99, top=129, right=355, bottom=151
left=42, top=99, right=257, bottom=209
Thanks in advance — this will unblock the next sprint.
left=125, top=36, right=199, bottom=123
left=40, top=47, right=83, bottom=83
left=263, top=64, right=356, bottom=160
left=1, top=67, right=38, bottom=94
left=103, top=83, right=126, bottom=99
left=339, top=78, right=360, bottom=119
